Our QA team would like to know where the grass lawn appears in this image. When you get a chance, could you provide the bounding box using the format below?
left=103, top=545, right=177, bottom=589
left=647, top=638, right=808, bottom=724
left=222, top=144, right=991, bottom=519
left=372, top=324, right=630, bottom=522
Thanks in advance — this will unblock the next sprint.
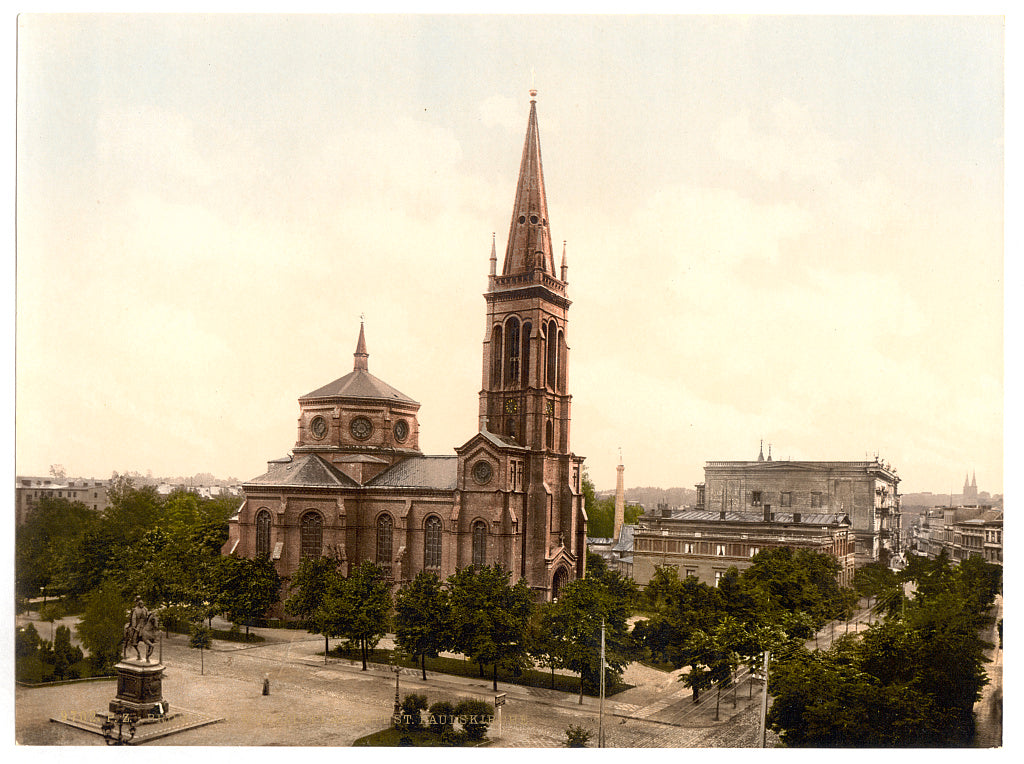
left=329, top=646, right=632, bottom=697
left=352, top=727, right=490, bottom=747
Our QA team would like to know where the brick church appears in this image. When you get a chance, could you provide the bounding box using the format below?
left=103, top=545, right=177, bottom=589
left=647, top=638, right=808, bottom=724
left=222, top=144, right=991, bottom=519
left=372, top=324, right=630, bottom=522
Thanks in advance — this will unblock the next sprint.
left=222, top=91, right=587, bottom=601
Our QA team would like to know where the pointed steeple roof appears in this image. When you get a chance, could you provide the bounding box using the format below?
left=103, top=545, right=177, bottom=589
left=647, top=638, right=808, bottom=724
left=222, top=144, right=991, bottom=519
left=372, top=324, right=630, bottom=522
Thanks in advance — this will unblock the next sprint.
left=502, top=90, right=555, bottom=278
left=757, top=440, right=765, bottom=462
left=300, top=323, right=416, bottom=404
left=354, top=321, right=368, bottom=371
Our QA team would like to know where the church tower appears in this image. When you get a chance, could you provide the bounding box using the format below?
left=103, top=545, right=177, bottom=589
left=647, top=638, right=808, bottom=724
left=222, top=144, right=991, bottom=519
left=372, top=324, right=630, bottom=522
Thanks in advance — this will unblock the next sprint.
left=476, top=89, right=585, bottom=597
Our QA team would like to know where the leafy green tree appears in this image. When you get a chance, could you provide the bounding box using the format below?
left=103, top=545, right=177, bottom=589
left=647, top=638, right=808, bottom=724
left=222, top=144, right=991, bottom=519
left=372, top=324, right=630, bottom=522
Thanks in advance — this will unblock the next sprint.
left=215, top=555, right=281, bottom=638
left=285, top=556, right=343, bottom=660
left=447, top=564, right=534, bottom=691
left=740, top=547, right=844, bottom=627
left=189, top=623, right=213, bottom=675
left=52, top=624, right=85, bottom=680
left=545, top=572, right=636, bottom=700
left=320, top=561, right=392, bottom=670
left=395, top=570, right=451, bottom=680
left=76, top=580, right=129, bottom=672
left=15, top=496, right=100, bottom=600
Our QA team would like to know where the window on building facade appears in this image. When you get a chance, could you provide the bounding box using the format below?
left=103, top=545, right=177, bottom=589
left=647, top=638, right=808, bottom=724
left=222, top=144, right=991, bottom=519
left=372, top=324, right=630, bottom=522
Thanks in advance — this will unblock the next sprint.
left=684, top=543, right=694, bottom=554
left=716, top=544, right=726, bottom=556
left=811, top=492, right=823, bottom=508
left=749, top=546, right=760, bottom=557
left=751, top=491, right=762, bottom=506
left=505, top=318, right=521, bottom=383
left=685, top=568, right=697, bottom=578
left=472, top=521, right=487, bottom=566
left=714, top=570, right=724, bottom=586
left=300, top=511, right=322, bottom=559
left=376, top=514, right=393, bottom=573
left=256, top=510, right=272, bottom=558
left=780, top=492, right=792, bottom=507
left=424, top=516, right=442, bottom=569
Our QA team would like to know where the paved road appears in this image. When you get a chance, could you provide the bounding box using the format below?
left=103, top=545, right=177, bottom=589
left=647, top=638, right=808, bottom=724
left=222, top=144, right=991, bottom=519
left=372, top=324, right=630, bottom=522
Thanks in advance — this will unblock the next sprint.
left=15, top=612, right=768, bottom=747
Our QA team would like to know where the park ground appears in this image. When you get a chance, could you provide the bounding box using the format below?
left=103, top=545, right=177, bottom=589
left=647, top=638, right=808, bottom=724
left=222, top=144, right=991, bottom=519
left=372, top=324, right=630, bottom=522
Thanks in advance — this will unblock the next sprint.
left=13, top=596, right=1002, bottom=748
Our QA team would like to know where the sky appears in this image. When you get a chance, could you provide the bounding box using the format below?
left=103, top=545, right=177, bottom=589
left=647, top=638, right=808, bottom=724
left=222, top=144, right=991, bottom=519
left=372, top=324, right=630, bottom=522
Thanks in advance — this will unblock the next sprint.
left=14, top=14, right=1006, bottom=494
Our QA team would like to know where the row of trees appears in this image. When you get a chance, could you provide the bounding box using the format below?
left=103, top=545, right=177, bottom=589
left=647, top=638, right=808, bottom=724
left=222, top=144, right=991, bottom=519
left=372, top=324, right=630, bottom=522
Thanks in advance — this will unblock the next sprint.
left=285, top=553, right=638, bottom=697
left=14, top=479, right=286, bottom=673
left=767, top=552, right=1001, bottom=746
left=630, top=547, right=855, bottom=715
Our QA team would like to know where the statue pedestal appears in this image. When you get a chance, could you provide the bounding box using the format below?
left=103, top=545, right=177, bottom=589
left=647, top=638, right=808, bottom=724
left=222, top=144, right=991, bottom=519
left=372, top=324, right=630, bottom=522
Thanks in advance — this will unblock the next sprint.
left=109, top=659, right=169, bottom=719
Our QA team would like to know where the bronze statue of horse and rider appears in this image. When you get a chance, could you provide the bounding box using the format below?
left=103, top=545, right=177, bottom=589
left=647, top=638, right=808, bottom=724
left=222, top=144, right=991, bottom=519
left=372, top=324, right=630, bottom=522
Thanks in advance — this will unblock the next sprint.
left=122, top=598, right=160, bottom=663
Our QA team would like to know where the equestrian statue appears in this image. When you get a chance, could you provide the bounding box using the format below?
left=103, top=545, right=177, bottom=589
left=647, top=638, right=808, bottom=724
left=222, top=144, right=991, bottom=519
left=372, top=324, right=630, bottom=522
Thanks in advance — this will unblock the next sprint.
left=122, top=597, right=160, bottom=663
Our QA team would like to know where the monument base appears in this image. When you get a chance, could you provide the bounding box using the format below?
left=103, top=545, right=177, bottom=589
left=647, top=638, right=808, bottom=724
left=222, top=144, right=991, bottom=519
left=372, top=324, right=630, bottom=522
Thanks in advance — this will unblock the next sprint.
left=110, top=659, right=168, bottom=719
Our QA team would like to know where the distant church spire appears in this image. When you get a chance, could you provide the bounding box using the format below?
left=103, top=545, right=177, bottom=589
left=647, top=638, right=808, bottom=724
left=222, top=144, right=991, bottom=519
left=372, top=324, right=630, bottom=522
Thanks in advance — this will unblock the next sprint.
left=560, top=240, right=568, bottom=282
left=354, top=321, right=368, bottom=372
left=767, top=443, right=773, bottom=462
left=502, top=89, right=555, bottom=278
left=489, top=232, right=497, bottom=278
left=757, top=440, right=765, bottom=462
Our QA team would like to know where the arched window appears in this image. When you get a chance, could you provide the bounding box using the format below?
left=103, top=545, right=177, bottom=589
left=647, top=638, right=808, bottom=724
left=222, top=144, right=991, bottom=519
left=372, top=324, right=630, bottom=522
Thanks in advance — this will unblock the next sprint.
left=545, top=420, right=554, bottom=450
left=255, top=509, right=272, bottom=558
left=521, top=322, right=532, bottom=387
left=300, top=511, right=323, bottom=559
left=424, top=516, right=442, bottom=570
left=472, top=521, right=487, bottom=566
left=546, top=320, right=558, bottom=389
left=490, top=324, right=503, bottom=388
left=376, top=514, right=393, bottom=574
left=552, top=566, right=569, bottom=600
left=505, top=318, right=520, bottom=385
left=557, top=329, right=565, bottom=392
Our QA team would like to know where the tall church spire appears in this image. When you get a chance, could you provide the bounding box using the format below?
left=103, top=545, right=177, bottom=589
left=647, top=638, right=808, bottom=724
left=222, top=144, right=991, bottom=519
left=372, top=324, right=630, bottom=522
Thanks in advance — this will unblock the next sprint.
left=354, top=322, right=368, bottom=371
left=502, top=89, right=555, bottom=278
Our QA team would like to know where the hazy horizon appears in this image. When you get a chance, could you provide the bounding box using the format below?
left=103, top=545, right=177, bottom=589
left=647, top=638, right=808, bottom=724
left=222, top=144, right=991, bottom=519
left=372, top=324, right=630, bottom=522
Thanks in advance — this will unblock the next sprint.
left=15, top=15, right=1004, bottom=495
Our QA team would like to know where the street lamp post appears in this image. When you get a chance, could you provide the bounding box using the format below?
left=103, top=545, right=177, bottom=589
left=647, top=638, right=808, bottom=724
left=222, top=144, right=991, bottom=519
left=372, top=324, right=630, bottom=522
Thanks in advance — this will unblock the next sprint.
left=391, top=663, right=403, bottom=726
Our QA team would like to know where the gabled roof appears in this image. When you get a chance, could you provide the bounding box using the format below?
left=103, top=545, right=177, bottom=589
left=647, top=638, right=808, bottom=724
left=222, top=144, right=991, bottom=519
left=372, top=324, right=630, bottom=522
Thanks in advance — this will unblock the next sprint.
left=367, top=456, right=458, bottom=491
left=457, top=427, right=528, bottom=454
left=245, top=453, right=360, bottom=488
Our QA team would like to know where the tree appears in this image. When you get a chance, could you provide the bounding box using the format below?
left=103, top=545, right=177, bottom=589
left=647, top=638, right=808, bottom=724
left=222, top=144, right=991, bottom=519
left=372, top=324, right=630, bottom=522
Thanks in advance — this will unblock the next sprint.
left=447, top=565, right=534, bottom=691
left=320, top=561, right=392, bottom=670
left=394, top=571, right=451, bottom=680
left=545, top=572, right=636, bottom=700
left=189, top=624, right=213, bottom=675
left=76, top=580, right=128, bottom=672
left=285, top=556, right=343, bottom=660
left=215, top=555, right=281, bottom=638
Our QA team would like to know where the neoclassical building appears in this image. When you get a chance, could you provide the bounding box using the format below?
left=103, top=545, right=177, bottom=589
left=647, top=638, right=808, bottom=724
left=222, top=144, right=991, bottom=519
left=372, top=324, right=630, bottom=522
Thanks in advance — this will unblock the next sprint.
left=222, top=92, right=587, bottom=601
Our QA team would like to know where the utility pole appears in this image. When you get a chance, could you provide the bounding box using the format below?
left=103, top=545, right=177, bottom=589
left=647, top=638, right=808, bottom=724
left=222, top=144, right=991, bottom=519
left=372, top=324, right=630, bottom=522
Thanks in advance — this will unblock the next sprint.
left=757, top=650, right=770, bottom=748
left=598, top=619, right=606, bottom=748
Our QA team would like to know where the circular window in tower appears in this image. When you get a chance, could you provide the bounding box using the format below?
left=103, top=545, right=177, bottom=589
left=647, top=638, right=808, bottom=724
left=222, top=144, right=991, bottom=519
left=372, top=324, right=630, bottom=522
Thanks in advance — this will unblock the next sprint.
left=518, top=215, right=526, bottom=224
left=393, top=419, right=409, bottom=443
left=530, top=215, right=538, bottom=224
left=350, top=416, right=373, bottom=441
left=472, top=460, right=493, bottom=485
left=310, top=416, right=328, bottom=440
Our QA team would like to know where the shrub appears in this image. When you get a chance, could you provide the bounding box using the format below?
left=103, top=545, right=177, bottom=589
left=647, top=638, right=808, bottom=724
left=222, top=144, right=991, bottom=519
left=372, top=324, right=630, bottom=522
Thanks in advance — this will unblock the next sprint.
left=427, top=700, right=456, bottom=734
left=440, top=728, right=468, bottom=747
left=398, top=693, right=428, bottom=730
left=454, top=698, right=494, bottom=740
left=565, top=724, right=592, bottom=748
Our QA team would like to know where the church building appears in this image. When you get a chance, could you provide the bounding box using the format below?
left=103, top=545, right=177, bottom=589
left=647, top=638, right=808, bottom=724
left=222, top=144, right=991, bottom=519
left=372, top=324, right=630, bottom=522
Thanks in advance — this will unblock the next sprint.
left=222, top=91, right=587, bottom=601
